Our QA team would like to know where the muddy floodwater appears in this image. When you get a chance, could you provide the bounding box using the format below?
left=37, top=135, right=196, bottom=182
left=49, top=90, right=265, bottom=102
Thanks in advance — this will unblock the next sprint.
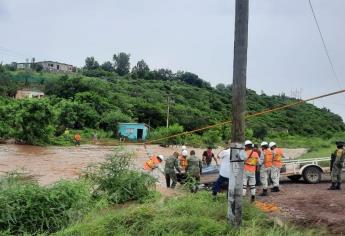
left=0, top=144, right=306, bottom=185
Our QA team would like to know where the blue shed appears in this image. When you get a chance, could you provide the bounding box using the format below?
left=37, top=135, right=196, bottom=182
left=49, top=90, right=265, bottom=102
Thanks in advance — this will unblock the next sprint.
left=117, top=123, right=149, bottom=141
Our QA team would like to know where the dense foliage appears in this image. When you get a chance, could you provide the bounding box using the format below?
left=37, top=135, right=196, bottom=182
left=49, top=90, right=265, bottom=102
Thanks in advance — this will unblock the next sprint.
left=84, top=149, right=156, bottom=204
left=0, top=57, right=344, bottom=144
left=0, top=174, right=92, bottom=235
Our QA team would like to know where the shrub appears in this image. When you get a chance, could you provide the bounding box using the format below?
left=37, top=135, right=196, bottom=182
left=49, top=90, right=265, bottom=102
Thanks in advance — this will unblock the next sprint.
left=84, top=148, right=156, bottom=204
left=0, top=174, right=92, bottom=235
left=148, top=124, right=184, bottom=146
left=55, top=192, right=321, bottom=236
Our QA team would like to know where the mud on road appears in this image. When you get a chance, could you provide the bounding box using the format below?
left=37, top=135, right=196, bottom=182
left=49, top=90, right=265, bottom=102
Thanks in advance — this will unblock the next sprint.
left=257, top=177, right=345, bottom=235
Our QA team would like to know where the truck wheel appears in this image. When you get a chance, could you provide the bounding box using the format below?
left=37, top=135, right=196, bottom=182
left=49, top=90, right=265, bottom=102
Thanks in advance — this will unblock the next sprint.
left=288, top=175, right=302, bottom=182
left=302, top=166, right=322, bottom=184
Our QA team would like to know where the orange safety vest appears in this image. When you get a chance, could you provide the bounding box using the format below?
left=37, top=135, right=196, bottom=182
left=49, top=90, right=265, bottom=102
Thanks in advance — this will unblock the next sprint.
left=74, top=134, right=81, bottom=141
left=273, top=148, right=283, bottom=168
left=179, top=155, right=188, bottom=170
left=244, top=150, right=259, bottom=173
left=143, top=156, right=161, bottom=171
left=263, top=149, right=273, bottom=168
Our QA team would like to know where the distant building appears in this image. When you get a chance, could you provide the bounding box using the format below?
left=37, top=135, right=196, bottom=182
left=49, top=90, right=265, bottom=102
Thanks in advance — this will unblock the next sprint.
left=15, top=89, right=44, bottom=99
left=14, top=60, right=75, bottom=73
left=117, top=123, right=149, bottom=141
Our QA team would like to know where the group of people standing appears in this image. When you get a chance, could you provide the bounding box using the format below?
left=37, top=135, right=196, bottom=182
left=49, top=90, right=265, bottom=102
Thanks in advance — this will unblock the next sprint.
left=212, top=140, right=284, bottom=202
left=143, top=141, right=284, bottom=199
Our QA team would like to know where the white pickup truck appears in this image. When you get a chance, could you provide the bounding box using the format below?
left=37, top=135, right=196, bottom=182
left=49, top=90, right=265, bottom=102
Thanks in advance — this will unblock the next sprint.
left=199, top=157, right=342, bottom=184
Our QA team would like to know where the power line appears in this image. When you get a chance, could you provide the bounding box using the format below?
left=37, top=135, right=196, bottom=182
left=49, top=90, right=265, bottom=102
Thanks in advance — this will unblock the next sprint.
left=141, top=88, right=345, bottom=144
left=307, top=0, right=342, bottom=88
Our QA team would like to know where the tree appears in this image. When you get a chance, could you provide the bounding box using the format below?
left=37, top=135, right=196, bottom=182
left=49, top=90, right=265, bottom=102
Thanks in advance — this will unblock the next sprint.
left=252, top=125, right=268, bottom=139
left=131, top=59, right=149, bottom=78
left=35, top=64, right=43, bottom=72
left=99, top=111, right=132, bottom=135
left=113, top=52, right=130, bottom=76
left=101, top=61, right=113, bottom=72
left=14, top=99, right=55, bottom=145
left=216, top=83, right=226, bottom=91
left=84, top=57, right=100, bottom=70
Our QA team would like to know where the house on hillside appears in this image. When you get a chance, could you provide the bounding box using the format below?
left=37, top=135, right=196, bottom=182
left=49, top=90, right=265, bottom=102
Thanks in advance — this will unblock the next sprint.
left=15, top=89, right=44, bottom=99
left=117, top=123, right=149, bottom=141
left=14, top=60, right=75, bottom=73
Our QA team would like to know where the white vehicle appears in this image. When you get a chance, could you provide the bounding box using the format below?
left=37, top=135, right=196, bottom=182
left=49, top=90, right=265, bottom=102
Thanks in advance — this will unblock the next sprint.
left=281, top=157, right=332, bottom=184
left=199, top=157, right=341, bottom=185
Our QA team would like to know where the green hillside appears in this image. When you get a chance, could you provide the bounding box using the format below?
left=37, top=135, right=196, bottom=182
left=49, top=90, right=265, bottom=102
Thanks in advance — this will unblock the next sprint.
left=0, top=62, right=344, bottom=145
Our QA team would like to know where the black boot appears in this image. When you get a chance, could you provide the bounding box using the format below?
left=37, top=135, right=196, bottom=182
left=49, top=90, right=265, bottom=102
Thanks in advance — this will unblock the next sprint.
left=271, top=186, right=280, bottom=192
left=251, top=195, right=255, bottom=203
left=260, top=189, right=268, bottom=196
left=335, top=182, right=341, bottom=190
left=328, top=182, right=336, bottom=190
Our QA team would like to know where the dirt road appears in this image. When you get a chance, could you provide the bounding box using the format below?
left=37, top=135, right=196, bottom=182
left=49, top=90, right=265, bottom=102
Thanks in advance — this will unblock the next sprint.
left=257, top=177, right=345, bottom=235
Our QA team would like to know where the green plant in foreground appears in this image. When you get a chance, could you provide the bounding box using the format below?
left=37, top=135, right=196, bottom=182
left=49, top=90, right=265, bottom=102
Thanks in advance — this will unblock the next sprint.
left=55, top=192, right=323, bottom=236
left=0, top=174, right=93, bottom=235
left=84, top=148, right=156, bottom=204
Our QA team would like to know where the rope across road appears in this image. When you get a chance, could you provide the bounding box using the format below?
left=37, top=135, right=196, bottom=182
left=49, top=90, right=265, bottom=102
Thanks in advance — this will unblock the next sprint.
left=127, top=88, right=345, bottom=146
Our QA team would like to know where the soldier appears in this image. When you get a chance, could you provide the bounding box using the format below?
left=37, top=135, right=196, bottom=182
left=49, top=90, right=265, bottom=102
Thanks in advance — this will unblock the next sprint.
left=259, top=141, right=273, bottom=196
left=186, top=150, right=203, bottom=193
left=269, top=142, right=284, bottom=192
left=328, top=141, right=345, bottom=190
left=243, top=140, right=259, bottom=202
left=164, top=152, right=181, bottom=188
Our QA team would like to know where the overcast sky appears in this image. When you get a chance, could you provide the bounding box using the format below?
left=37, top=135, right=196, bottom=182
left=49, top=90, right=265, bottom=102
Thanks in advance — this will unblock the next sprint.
left=1, top=0, right=345, bottom=119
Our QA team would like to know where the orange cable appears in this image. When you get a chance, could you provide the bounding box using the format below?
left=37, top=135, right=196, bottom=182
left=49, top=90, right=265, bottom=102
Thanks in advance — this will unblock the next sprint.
left=124, top=88, right=345, bottom=145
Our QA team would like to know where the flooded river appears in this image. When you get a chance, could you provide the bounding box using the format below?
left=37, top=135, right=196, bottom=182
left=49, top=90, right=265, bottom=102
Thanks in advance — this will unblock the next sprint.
left=0, top=144, right=306, bottom=185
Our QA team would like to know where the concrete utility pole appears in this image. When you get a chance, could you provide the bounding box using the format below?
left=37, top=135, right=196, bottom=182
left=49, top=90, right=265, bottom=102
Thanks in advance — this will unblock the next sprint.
left=228, top=0, right=249, bottom=227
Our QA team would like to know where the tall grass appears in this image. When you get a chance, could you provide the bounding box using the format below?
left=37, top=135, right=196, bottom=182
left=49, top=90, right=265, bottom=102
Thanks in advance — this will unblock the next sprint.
left=0, top=174, right=93, bottom=235
left=55, top=192, right=322, bottom=236
left=83, top=148, right=157, bottom=204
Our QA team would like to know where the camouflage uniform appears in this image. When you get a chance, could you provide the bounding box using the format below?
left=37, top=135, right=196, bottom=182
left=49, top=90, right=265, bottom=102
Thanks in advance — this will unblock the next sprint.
left=186, top=155, right=203, bottom=192
left=331, top=148, right=345, bottom=184
left=164, top=155, right=180, bottom=188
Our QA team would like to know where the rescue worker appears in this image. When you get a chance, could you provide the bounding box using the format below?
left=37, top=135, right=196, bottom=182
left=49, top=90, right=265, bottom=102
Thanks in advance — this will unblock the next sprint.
left=143, top=155, right=164, bottom=181
left=269, top=142, right=284, bottom=192
left=74, top=133, right=81, bottom=146
left=259, top=141, right=273, bottom=196
left=328, top=141, right=345, bottom=190
left=186, top=150, right=203, bottom=193
left=212, top=147, right=231, bottom=197
left=243, top=140, right=259, bottom=202
left=164, top=152, right=181, bottom=188
left=202, top=147, right=218, bottom=166
left=179, top=149, right=189, bottom=171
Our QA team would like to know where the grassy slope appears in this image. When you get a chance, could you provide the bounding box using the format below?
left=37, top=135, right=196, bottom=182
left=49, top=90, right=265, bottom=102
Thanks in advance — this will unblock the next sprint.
left=55, top=192, right=321, bottom=236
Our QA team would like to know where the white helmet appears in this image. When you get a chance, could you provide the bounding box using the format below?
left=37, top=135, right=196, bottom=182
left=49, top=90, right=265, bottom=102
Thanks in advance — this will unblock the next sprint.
left=182, top=150, right=188, bottom=156
left=244, top=140, right=253, bottom=146
left=269, top=142, right=276, bottom=148
left=261, top=141, right=268, bottom=147
left=158, top=155, right=164, bottom=161
left=181, top=145, right=187, bottom=151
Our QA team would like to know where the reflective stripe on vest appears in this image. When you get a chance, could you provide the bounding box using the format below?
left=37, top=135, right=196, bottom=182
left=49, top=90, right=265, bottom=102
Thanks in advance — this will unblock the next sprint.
left=244, top=150, right=259, bottom=172
left=273, top=148, right=283, bottom=167
left=263, top=149, right=273, bottom=168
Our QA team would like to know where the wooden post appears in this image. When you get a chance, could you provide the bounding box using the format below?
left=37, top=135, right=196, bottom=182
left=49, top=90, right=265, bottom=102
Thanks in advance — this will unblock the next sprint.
left=228, top=0, right=249, bottom=227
